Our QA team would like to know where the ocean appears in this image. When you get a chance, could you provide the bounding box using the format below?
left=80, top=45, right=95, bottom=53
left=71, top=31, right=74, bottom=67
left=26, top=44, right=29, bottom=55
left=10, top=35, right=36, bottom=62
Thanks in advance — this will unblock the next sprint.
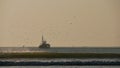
left=0, top=66, right=120, bottom=68
left=0, top=47, right=120, bottom=67
left=0, top=47, right=120, bottom=53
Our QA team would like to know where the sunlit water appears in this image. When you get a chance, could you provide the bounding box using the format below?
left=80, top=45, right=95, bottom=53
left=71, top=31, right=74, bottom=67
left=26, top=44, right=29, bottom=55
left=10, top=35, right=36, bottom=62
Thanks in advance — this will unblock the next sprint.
left=0, top=66, right=120, bottom=68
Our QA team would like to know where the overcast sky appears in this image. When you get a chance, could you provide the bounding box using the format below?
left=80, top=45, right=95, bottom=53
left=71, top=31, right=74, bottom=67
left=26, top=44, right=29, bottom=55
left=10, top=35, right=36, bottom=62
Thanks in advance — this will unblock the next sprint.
left=0, top=0, right=120, bottom=47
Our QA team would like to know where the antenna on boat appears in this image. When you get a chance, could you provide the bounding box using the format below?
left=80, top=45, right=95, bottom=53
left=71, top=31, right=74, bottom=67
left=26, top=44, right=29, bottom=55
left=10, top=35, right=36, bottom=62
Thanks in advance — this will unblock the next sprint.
left=42, top=35, right=44, bottom=42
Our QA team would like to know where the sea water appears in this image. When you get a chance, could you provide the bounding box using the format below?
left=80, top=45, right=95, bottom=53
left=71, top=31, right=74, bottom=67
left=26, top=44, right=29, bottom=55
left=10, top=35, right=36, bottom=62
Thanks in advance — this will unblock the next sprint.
left=0, top=47, right=120, bottom=53
left=0, top=66, right=120, bottom=68
left=0, top=47, right=120, bottom=67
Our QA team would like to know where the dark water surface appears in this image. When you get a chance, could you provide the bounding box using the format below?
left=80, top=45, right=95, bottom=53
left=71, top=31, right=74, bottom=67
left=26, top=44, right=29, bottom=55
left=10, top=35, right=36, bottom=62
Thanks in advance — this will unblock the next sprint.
left=0, top=66, right=120, bottom=68
left=0, top=47, right=120, bottom=53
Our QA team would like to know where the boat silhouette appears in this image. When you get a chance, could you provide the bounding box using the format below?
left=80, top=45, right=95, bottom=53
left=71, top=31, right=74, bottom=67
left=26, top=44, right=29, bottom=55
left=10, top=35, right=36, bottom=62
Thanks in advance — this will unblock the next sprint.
left=39, top=35, right=50, bottom=48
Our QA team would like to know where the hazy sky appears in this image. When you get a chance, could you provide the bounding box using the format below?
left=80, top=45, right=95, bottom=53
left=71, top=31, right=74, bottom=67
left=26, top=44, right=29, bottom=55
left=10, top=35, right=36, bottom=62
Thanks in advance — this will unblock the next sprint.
left=0, top=0, right=120, bottom=47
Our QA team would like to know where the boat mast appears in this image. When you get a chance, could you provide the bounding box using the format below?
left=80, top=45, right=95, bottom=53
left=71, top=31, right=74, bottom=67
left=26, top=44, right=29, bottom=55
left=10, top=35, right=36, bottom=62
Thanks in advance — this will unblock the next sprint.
left=42, top=35, right=44, bottom=43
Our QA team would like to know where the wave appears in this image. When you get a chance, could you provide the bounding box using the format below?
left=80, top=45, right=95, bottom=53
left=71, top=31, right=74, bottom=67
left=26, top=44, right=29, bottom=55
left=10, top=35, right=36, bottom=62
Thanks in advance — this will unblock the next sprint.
left=0, top=58, right=120, bottom=66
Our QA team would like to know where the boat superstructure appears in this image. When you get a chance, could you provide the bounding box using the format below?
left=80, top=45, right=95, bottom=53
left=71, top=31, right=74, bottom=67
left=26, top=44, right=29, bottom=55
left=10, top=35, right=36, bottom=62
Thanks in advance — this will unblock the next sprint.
left=39, top=35, right=50, bottom=48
